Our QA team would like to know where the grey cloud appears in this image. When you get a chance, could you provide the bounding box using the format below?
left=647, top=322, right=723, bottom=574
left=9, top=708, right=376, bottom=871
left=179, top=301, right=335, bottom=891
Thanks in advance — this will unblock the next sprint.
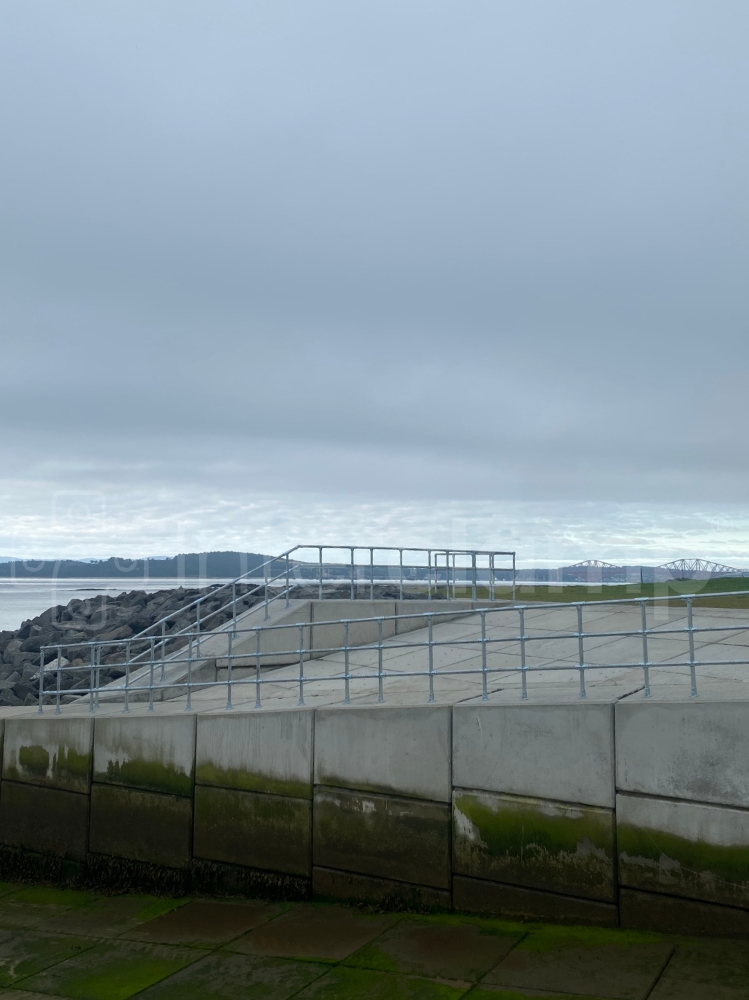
left=1, top=0, right=748, bottom=507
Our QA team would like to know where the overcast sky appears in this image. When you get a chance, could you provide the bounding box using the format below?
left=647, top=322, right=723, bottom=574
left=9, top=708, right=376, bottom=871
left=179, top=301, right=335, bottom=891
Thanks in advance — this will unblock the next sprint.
left=1, top=2, right=748, bottom=560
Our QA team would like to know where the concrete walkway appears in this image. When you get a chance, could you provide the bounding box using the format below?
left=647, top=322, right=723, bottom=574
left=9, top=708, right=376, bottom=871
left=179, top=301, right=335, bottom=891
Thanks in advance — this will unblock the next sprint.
left=0, top=886, right=743, bottom=999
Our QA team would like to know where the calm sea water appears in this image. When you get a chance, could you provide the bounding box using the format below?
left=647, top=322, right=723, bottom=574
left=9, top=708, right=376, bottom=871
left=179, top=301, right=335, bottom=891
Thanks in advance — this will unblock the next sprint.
left=0, top=578, right=234, bottom=632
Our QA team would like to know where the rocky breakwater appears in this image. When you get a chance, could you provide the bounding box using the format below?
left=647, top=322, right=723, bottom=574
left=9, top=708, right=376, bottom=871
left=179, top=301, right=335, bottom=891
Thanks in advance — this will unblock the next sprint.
left=0, top=585, right=261, bottom=707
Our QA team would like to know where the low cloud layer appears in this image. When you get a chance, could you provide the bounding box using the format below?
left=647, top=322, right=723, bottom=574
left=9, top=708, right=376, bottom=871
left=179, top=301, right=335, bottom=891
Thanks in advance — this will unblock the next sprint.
left=1, top=2, right=748, bottom=554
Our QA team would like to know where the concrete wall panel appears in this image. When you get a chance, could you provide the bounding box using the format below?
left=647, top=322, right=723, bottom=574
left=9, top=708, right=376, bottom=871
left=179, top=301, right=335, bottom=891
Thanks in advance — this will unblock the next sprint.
left=616, top=700, right=749, bottom=808
left=93, top=714, right=195, bottom=797
left=453, top=789, right=615, bottom=901
left=313, top=786, right=451, bottom=889
left=453, top=875, right=617, bottom=925
left=2, top=717, right=93, bottom=793
left=196, top=710, right=312, bottom=798
left=453, top=704, right=615, bottom=808
left=394, top=602, right=473, bottom=635
left=0, top=780, right=88, bottom=859
left=193, top=784, right=310, bottom=876
left=617, top=793, right=749, bottom=908
left=314, top=705, right=451, bottom=802
left=89, top=783, right=192, bottom=868
left=310, top=601, right=396, bottom=654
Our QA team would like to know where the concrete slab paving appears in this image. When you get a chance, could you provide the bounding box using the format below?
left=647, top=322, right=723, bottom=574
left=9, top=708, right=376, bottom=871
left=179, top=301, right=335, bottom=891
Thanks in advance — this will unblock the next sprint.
left=39, top=896, right=187, bottom=939
left=649, top=938, right=749, bottom=999
left=18, top=939, right=205, bottom=1000
left=482, top=925, right=674, bottom=999
left=135, top=952, right=328, bottom=1000
left=225, top=903, right=397, bottom=962
left=343, top=915, right=521, bottom=983
left=0, top=887, right=97, bottom=931
left=0, top=929, right=97, bottom=989
left=295, top=965, right=469, bottom=999
left=124, top=900, right=284, bottom=947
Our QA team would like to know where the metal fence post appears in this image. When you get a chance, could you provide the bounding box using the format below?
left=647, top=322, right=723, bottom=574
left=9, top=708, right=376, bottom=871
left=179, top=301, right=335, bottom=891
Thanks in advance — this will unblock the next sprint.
left=148, top=637, right=155, bottom=712
left=161, top=620, right=167, bottom=680
left=226, top=631, right=233, bottom=710
left=185, top=634, right=193, bottom=711
left=472, top=553, right=477, bottom=602
left=399, top=549, right=404, bottom=601
left=576, top=604, right=586, bottom=699
left=519, top=607, right=528, bottom=700
left=55, top=646, right=62, bottom=715
left=124, top=640, right=131, bottom=713
left=687, top=596, right=698, bottom=697
left=38, top=650, right=45, bottom=714
left=196, top=599, right=202, bottom=655
left=264, top=561, right=270, bottom=620
left=298, top=623, right=305, bottom=706
left=344, top=620, right=350, bottom=704
left=255, top=628, right=262, bottom=708
left=285, top=553, right=291, bottom=608
left=640, top=601, right=651, bottom=697
left=512, top=552, right=517, bottom=602
left=377, top=618, right=384, bottom=703
left=428, top=615, right=435, bottom=703
left=370, top=548, right=375, bottom=601
left=481, top=610, right=488, bottom=701
left=232, top=582, right=237, bottom=631
left=350, top=548, right=355, bottom=600
left=319, top=547, right=324, bottom=601
left=489, top=554, right=495, bottom=602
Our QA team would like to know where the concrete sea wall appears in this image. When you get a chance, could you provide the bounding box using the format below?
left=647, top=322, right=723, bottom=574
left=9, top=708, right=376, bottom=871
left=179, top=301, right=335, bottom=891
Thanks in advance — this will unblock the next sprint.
left=0, top=699, right=748, bottom=937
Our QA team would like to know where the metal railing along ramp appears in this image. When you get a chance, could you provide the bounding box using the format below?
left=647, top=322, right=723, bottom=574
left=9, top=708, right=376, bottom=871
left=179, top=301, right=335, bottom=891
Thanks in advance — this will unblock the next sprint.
left=38, top=583, right=749, bottom=713
left=37, top=545, right=516, bottom=709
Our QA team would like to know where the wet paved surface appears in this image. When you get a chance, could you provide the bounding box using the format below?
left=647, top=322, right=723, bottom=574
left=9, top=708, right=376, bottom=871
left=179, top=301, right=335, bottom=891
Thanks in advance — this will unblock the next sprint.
left=0, top=885, right=744, bottom=998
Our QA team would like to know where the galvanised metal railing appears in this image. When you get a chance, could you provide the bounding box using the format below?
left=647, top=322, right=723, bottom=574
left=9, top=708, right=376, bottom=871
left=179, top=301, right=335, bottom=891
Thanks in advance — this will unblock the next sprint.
left=51, top=545, right=516, bottom=678
left=37, top=588, right=749, bottom=713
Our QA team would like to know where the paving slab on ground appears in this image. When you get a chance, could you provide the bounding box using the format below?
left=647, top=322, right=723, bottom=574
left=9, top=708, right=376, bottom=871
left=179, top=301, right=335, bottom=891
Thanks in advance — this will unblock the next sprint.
left=0, top=893, right=745, bottom=999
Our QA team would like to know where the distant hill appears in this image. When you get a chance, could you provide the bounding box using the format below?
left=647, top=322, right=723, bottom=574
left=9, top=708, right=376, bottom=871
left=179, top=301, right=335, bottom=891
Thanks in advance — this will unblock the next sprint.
left=0, top=551, right=275, bottom=579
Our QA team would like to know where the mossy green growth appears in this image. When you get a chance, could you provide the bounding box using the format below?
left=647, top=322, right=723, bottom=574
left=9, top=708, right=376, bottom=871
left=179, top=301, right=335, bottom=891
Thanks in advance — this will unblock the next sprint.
left=133, top=896, right=190, bottom=923
left=19, top=942, right=201, bottom=1000
left=618, top=822, right=749, bottom=907
left=7, top=886, right=96, bottom=908
left=104, top=758, right=192, bottom=798
left=453, top=792, right=614, bottom=900
left=515, top=924, right=664, bottom=953
left=15, top=743, right=90, bottom=790
left=301, top=966, right=466, bottom=1000
left=195, top=761, right=311, bottom=799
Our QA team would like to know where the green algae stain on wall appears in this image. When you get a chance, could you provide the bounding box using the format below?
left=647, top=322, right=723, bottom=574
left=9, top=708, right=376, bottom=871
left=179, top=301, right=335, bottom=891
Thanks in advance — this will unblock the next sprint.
left=11, top=743, right=90, bottom=791
left=453, top=790, right=615, bottom=902
left=618, top=822, right=749, bottom=908
left=104, top=758, right=192, bottom=798
left=194, top=761, right=311, bottom=800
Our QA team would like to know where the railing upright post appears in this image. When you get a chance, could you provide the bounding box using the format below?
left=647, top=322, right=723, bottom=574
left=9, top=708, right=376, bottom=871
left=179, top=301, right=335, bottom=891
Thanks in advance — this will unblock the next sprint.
left=519, top=607, right=528, bottom=700
left=399, top=549, right=404, bottom=601
left=350, top=547, right=355, bottom=600
left=298, top=623, right=305, bottom=706
left=94, top=645, right=101, bottom=710
left=186, top=634, right=193, bottom=711
left=255, top=628, right=262, bottom=708
left=55, top=646, right=62, bottom=715
left=490, top=554, right=495, bottom=602
left=428, top=615, right=435, bottom=703
left=232, top=582, right=237, bottom=631
left=481, top=611, right=488, bottom=701
left=472, top=552, right=477, bottom=602
left=319, top=547, right=324, bottom=601
left=427, top=550, right=432, bottom=600
left=89, top=645, right=95, bottom=713
left=377, top=618, right=384, bottom=703
left=264, top=561, right=270, bottom=620
left=576, top=604, right=586, bottom=699
left=148, top=637, right=155, bottom=712
left=161, top=620, right=166, bottom=680
left=124, top=640, right=131, bottom=713
left=370, top=548, right=374, bottom=601
left=687, top=597, right=698, bottom=697
left=344, top=620, right=350, bottom=704
left=640, top=601, right=651, bottom=697
left=512, top=553, right=517, bottom=602
left=285, top=553, right=291, bottom=608
left=226, top=631, right=233, bottom=711
left=196, top=599, right=202, bottom=654
left=38, top=649, right=45, bottom=714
